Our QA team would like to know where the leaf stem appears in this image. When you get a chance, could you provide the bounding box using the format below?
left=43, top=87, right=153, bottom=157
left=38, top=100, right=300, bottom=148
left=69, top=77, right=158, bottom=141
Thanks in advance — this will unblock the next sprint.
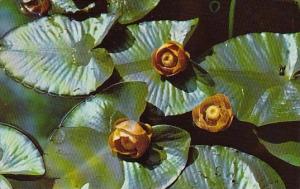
left=228, top=0, right=236, bottom=38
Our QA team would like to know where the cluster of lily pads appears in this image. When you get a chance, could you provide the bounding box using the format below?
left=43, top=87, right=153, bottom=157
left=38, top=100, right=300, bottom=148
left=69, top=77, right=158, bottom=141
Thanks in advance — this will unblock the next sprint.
left=0, top=0, right=299, bottom=188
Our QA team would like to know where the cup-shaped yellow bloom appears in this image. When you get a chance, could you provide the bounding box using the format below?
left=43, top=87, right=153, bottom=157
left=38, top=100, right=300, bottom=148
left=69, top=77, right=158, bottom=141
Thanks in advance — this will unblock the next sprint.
left=109, top=119, right=152, bottom=159
left=151, top=41, right=190, bottom=77
left=192, top=94, right=234, bottom=132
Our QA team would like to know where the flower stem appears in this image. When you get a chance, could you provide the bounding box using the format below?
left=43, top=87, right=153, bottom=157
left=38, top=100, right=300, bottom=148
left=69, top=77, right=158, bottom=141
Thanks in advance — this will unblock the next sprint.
left=228, top=0, right=236, bottom=38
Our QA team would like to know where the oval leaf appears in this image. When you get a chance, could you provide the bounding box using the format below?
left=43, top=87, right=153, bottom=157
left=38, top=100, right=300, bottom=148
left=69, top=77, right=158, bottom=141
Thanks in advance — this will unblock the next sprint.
left=61, top=82, right=148, bottom=132
left=122, top=125, right=190, bottom=189
left=201, top=33, right=300, bottom=126
left=45, top=127, right=124, bottom=189
left=258, top=137, right=300, bottom=167
left=0, top=123, right=45, bottom=175
left=108, top=0, right=160, bottom=24
left=0, top=14, right=117, bottom=96
left=111, top=19, right=214, bottom=116
left=0, top=175, right=12, bottom=189
left=170, top=145, right=285, bottom=189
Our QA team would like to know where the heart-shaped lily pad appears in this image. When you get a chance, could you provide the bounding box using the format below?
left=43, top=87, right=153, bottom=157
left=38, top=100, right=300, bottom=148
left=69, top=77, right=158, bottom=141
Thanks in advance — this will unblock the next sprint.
left=200, top=32, right=300, bottom=126
left=111, top=19, right=214, bottom=116
left=107, top=0, right=160, bottom=24
left=0, top=123, right=45, bottom=175
left=170, top=145, right=285, bottom=189
left=45, top=82, right=191, bottom=189
left=0, top=14, right=117, bottom=96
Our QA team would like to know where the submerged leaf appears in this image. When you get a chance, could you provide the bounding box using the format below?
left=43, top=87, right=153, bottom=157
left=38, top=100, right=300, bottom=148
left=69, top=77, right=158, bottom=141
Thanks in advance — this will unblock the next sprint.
left=201, top=32, right=300, bottom=126
left=0, top=0, right=32, bottom=37
left=258, top=137, right=300, bottom=167
left=111, top=19, right=214, bottom=116
left=45, top=127, right=124, bottom=189
left=0, top=14, right=117, bottom=96
left=0, top=123, right=45, bottom=175
left=107, top=0, right=160, bottom=24
left=170, top=145, right=285, bottom=189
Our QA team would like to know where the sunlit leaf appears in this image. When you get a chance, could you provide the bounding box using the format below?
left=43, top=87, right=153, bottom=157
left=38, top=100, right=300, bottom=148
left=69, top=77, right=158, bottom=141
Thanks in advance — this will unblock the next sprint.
left=201, top=32, right=300, bottom=126
left=111, top=19, right=214, bottom=116
left=0, top=14, right=117, bottom=96
left=170, top=145, right=285, bottom=189
left=0, top=123, right=45, bottom=175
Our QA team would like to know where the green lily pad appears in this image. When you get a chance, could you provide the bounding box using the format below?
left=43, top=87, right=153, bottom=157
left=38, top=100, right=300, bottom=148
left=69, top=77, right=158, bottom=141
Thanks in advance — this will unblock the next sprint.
left=0, top=14, right=117, bottom=96
left=170, top=145, right=285, bottom=189
left=258, top=137, right=300, bottom=167
left=107, top=0, right=160, bottom=24
left=61, top=82, right=148, bottom=132
left=0, top=175, right=12, bottom=189
left=50, top=0, right=95, bottom=14
left=0, top=0, right=32, bottom=37
left=0, top=123, right=45, bottom=175
left=201, top=32, right=300, bottom=126
left=111, top=19, right=214, bottom=116
left=45, top=127, right=124, bottom=189
left=47, top=82, right=191, bottom=188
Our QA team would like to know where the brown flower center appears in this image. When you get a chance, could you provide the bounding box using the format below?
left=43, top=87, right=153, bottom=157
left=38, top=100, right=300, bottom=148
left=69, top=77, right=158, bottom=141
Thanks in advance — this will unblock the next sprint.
left=205, top=105, right=221, bottom=121
left=161, top=52, right=176, bottom=67
left=120, top=136, right=136, bottom=151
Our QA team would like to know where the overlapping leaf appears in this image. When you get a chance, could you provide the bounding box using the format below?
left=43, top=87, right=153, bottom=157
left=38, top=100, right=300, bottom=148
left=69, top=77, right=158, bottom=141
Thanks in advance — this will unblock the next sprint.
left=0, top=123, right=45, bottom=175
left=107, top=0, right=160, bottom=24
left=111, top=19, right=214, bottom=116
left=170, top=145, right=285, bottom=189
left=45, top=82, right=191, bottom=189
left=201, top=33, right=300, bottom=126
left=0, top=14, right=117, bottom=96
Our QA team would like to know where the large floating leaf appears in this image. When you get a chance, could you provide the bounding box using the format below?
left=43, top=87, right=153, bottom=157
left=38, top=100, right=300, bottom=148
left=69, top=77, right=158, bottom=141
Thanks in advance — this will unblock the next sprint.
left=170, top=145, right=285, bottom=189
left=0, top=175, right=12, bottom=189
left=111, top=19, right=214, bottom=116
left=0, top=70, right=80, bottom=149
left=0, top=14, right=117, bottom=96
left=107, top=0, right=160, bottom=24
left=0, top=123, right=45, bottom=175
left=201, top=33, right=300, bottom=126
left=0, top=0, right=32, bottom=37
left=61, top=82, right=148, bottom=132
left=258, top=137, right=300, bottom=167
left=51, top=82, right=191, bottom=188
left=45, top=127, right=124, bottom=189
